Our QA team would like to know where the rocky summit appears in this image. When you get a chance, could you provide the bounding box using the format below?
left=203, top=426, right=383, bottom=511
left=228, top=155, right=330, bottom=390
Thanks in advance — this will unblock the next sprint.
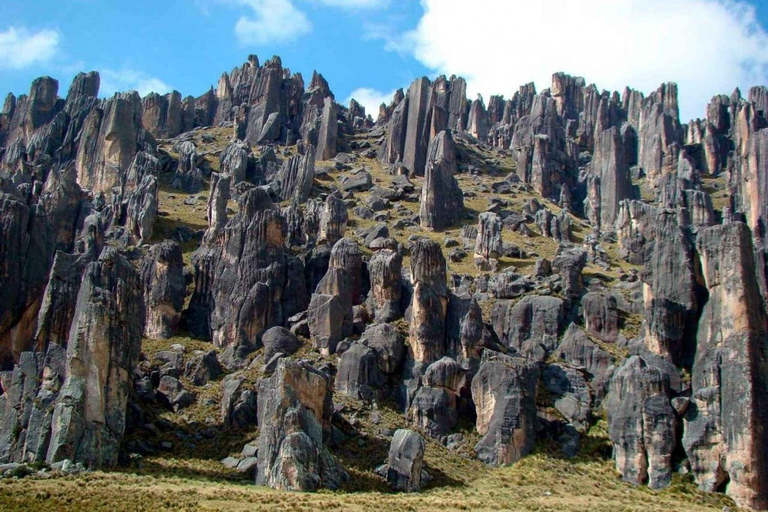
left=1, top=56, right=768, bottom=512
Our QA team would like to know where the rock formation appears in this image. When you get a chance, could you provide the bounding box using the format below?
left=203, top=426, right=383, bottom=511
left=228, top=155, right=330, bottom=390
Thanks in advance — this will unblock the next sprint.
left=256, top=359, right=347, bottom=491
left=419, top=131, right=464, bottom=231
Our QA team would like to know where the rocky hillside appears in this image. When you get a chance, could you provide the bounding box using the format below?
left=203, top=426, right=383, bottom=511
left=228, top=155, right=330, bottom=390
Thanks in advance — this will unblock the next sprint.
left=0, top=55, right=767, bottom=511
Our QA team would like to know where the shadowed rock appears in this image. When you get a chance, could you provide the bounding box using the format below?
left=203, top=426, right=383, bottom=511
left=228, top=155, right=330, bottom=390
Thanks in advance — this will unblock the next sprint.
left=385, top=429, right=426, bottom=492
left=419, top=131, right=464, bottom=231
left=366, top=249, right=403, bottom=322
left=607, top=356, right=677, bottom=490
left=141, top=240, right=185, bottom=339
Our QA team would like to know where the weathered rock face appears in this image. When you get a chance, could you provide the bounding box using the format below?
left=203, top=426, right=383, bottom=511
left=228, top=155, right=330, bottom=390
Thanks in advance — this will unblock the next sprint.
left=46, top=248, right=144, bottom=467
left=492, top=295, right=564, bottom=361
left=275, top=146, right=315, bottom=203
left=683, top=223, right=768, bottom=510
left=732, top=127, right=768, bottom=249
left=581, top=293, right=619, bottom=343
left=641, top=211, right=699, bottom=366
left=607, top=356, right=677, bottom=490
left=386, top=429, right=426, bottom=492
left=312, top=266, right=354, bottom=350
left=635, top=84, right=684, bottom=190
left=366, top=249, right=403, bottom=322
left=555, top=324, right=615, bottom=403
left=76, top=91, right=155, bottom=194
left=471, top=353, right=539, bottom=466
left=316, top=97, right=338, bottom=161
left=318, top=192, right=348, bottom=246
left=444, top=294, right=485, bottom=373
left=307, top=293, right=345, bottom=355
left=0, top=248, right=143, bottom=468
left=33, top=252, right=89, bottom=351
left=419, top=130, right=464, bottom=231
left=511, top=94, right=572, bottom=200
left=585, top=126, right=632, bottom=232
left=206, top=173, right=231, bottom=239
left=141, top=241, right=185, bottom=339
left=409, top=239, right=449, bottom=365
left=219, top=140, right=249, bottom=188
left=141, top=91, right=183, bottom=139
left=256, top=359, right=347, bottom=491
left=407, top=356, right=465, bottom=438
left=467, top=96, right=489, bottom=141
left=328, top=237, right=365, bottom=305
left=361, top=323, right=405, bottom=375
left=174, top=141, right=202, bottom=193
left=335, top=342, right=384, bottom=399
left=221, top=377, right=257, bottom=428
left=0, top=169, right=89, bottom=366
left=382, top=93, right=408, bottom=166
left=403, top=77, right=433, bottom=177
left=616, top=200, right=659, bottom=264
left=474, top=212, right=502, bottom=269
left=187, top=188, right=307, bottom=350
left=543, top=363, right=592, bottom=431
left=0, top=344, right=66, bottom=464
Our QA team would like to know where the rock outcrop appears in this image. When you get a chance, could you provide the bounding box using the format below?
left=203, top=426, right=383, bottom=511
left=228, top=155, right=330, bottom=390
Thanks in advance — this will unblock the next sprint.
left=472, top=353, right=539, bottom=466
left=683, top=223, right=768, bottom=510
left=419, top=130, right=464, bottom=231
left=607, top=356, right=677, bottom=490
left=256, top=359, right=347, bottom=491
left=0, top=248, right=143, bottom=468
left=140, top=240, right=185, bottom=339
left=187, top=187, right=307, bottom=351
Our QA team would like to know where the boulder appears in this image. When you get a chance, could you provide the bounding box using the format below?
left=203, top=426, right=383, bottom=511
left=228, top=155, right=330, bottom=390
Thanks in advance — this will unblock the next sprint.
left=262, top=326, right=302, bottom=362
left=386, top=429, right=426, bottom=492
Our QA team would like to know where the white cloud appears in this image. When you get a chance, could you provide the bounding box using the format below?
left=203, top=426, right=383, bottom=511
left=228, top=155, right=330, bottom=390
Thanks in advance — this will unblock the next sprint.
left=362, top=22, right=414, bottom=53
left=99, top=68, right=172, bottom=97
left=232, top=0, right=312, bottom=45
left=345, top=87, right=398, bottom=117
left=312, top=0, right=389, bottom=8
left=0, top=27, right=60, bottom=70
left=405, top=0, right=768, bottom=122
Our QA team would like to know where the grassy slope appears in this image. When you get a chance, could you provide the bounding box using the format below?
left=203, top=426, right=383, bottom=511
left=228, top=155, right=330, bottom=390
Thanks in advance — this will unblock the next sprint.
left=0, top=128, right=741, bottom=511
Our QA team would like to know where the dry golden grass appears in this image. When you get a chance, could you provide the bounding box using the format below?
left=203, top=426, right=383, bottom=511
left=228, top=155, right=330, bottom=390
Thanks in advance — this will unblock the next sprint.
left=0, top=423, right=740, bottom=512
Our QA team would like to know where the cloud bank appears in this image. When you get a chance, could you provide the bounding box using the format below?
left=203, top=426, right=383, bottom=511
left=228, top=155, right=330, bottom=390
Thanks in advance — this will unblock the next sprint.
left=406, top=0, right=768, bottom=122
left=0, top=27, right=60, bottom=70
left=345, top=87, right=397, bottom=118
left=100, top=68, right=172, bottom=97
left=223, top=0, right=387, bottom=46
left=233, top=0, right=312, bottom=45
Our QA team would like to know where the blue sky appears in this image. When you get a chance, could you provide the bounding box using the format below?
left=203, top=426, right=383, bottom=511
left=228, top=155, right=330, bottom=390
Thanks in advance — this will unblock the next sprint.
left=2, top=0, right=768, bottom=122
